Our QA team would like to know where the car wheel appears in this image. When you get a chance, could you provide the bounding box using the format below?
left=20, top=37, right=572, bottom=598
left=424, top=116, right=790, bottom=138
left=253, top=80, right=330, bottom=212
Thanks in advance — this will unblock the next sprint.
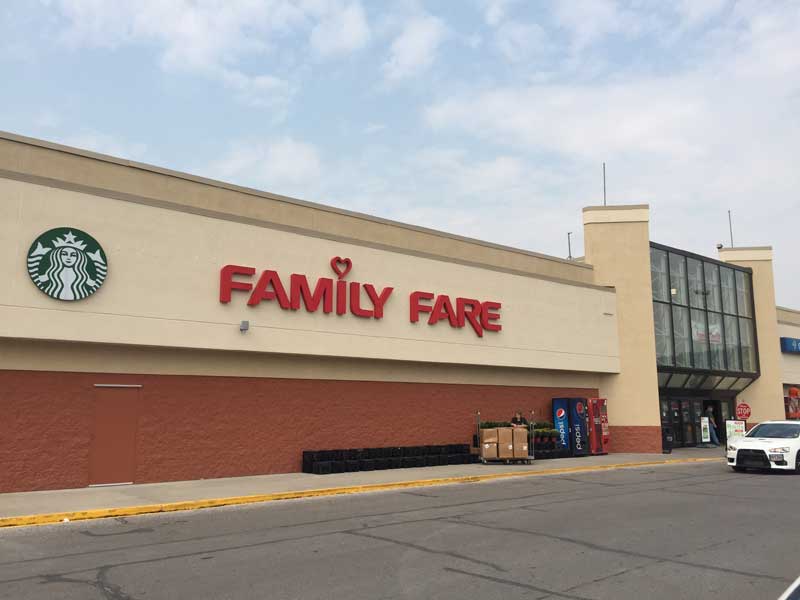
left=795, top=451, right=800, bottom=474
left=731, top=466, right=746, bottom=473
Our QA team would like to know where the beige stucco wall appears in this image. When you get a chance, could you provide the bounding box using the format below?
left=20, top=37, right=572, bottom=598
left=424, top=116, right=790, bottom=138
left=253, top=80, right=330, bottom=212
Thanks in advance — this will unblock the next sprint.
left=0, top=338, right=603, bottom=389
left=719, top=247, right=785, bottom=421
left=0, top=131, right=595, bottom=286
left=0, top=176, right=620, bottom=374
left=582, top=205, right=661, bottom=428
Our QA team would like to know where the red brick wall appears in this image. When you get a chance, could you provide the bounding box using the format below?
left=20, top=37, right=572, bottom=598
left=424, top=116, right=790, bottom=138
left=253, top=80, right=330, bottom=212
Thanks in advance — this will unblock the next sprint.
left=606, top=426, right=663, bottom=454
left=0, top=369, right=604, bottom=492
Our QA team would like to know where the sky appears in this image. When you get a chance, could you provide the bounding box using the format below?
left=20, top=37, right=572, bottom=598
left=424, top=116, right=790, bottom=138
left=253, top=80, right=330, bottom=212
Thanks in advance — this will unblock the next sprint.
left=2, top=0, right=799, bottom=305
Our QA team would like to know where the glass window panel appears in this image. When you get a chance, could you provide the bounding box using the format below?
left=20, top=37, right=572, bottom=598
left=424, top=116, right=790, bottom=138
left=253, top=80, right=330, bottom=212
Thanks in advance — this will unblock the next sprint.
left=721, top=267, right=737, bottom=314
left=704, top=262, right=722, bottom=312
left=657, top=372, right=671, bottom=387
left=690, top=308, right=709, bottom=369
left=700, top=375, right=722, bottom=389
left=708, top=312, right=725, bottom=370
left=687, top=258, right=705, bottom=309
left=739, top=318, right=756, bottom=372
left=735, top=271, right=753, bottom=317
left=666, top=373, right=689, bottom=388
left=653, top=303, right=674, bottom=366
left=672, top=306, right=692, bottom=367
left=717, top=376, right=738, bottom=390
left=686, top=374, right=706, bottom=389
left=730, top=378, right=752, bottom=391
left=669, top=253, right=688, bottom=305
left=650, top=248, right=669, bottom=302
left=724, top=314, right=741, bottom=371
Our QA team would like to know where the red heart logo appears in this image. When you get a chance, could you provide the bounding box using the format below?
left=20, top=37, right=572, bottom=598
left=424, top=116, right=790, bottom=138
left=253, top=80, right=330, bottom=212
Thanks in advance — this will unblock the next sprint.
left=330, top=257, right=352, bottom=279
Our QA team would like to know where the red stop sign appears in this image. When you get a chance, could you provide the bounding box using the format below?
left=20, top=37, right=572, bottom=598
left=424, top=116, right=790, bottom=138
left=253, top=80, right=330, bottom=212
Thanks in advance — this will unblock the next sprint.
left=736, top=403, right=751, bottom=420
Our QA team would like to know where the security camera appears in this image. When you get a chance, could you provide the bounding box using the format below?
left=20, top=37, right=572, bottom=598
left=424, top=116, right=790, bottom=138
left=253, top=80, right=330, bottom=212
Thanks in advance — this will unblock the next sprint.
left=716, top=243, right=724, bottom=250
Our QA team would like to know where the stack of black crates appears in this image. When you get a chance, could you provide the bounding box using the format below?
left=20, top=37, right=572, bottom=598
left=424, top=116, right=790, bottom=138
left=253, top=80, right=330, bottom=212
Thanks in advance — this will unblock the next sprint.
left=303, top=444, right=475, bottom=475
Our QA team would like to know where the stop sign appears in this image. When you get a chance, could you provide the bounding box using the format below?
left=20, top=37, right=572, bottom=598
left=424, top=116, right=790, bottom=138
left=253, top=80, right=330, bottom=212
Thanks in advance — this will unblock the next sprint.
left=736, top=403, right=751, bottom=420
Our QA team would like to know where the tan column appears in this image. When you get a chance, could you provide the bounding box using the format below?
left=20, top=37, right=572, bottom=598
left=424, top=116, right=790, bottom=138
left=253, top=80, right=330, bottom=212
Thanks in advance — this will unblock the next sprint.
left=718, top=246, right=785, bottom=422
left=583, top=205, right=661, bottom=451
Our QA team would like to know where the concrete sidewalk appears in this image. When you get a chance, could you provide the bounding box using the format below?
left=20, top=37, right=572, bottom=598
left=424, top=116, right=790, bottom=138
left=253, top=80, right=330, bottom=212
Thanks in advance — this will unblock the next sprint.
left=0, top=448, right=724, bottom=527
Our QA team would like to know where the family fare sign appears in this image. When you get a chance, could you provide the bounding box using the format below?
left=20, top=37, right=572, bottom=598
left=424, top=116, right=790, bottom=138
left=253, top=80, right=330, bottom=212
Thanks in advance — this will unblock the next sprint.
left=219, top=257, right=502, bottom=338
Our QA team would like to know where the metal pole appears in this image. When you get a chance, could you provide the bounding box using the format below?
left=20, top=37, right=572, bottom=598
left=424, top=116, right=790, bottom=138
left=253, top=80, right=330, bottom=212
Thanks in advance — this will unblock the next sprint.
left=603, top=162, right=607, bottom=206
left=728, top=210, right=734, bottom=247
left=567, top=232, right=573, bottom=260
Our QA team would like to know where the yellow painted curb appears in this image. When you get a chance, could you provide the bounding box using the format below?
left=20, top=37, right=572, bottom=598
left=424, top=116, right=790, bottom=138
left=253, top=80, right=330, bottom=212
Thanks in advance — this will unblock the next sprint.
left=0, top=457, right=722, bottom=529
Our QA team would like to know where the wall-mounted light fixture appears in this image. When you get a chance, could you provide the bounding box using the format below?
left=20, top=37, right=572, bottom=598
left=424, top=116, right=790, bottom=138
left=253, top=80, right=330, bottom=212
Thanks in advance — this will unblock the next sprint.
left=239, top=320, right=250, bottom=333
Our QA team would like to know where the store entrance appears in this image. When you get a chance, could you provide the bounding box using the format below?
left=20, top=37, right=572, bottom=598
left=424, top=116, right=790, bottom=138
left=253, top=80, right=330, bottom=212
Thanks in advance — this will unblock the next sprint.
left=660, top=396, right=731, bottom=447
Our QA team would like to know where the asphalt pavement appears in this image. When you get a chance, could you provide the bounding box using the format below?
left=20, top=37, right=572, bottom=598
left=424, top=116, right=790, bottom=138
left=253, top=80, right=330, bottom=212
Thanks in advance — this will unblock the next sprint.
left=0, top=460, right=797, bottom=600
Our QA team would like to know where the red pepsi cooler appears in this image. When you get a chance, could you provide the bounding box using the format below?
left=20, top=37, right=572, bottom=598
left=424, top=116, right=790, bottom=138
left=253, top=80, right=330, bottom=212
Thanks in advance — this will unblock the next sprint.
left=552, top=398, right=589, bottom=456
left=587, top=398, right=608, bottom=455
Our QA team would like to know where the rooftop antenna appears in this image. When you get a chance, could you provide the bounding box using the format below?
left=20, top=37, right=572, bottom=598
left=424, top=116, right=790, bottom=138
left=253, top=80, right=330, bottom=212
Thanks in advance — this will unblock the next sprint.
left=603, top=162, right=607, bottom=206
left=728, top=210, right=734, bottom=247
left=567, top=231, right=573, bottom=260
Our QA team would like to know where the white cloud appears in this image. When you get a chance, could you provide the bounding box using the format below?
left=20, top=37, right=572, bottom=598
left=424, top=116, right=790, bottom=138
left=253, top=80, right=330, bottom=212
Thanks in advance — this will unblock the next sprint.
left=310, top=2, right=370, bottom=57
left=48, top=0, right=366, bottom=111
left=494, top=21, right=549, bottom=62
left=551, top=0, right=634, bottom=53
left=481, top=0, right=516, bottom=27
left=382, top=15, right=447, bottom=82
left=209, top=137, right=322, bottom=194
left=674, top=0, right=727, bottom=28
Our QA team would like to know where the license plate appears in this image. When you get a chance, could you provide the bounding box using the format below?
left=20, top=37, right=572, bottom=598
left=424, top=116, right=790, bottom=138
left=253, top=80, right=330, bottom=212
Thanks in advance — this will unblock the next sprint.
left=769, top=453, right=784, bottom=462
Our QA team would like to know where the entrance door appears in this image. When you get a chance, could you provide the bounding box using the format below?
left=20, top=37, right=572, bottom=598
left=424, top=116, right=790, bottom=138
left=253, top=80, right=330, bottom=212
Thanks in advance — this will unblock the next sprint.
left=89, top=386, right=140, bottom=485
left=670, top=400, right=683, bottom=446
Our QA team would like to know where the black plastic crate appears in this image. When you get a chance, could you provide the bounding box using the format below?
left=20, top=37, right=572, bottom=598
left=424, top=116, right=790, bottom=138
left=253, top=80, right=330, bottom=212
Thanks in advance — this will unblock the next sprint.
left=447, top=454, right=462, bottom=465
left=302, top=451, right=317, bottom=473
left=436, top=454, right=448, bottom=466
left=401, top=457, right=416, bottom=468
left=312, top=461, right=332, bottom=475
left=390, top=447, right=403, bottom=457
left=374, top=458, right=389, bottom=470
left=388, top=457, right=403, bottom=469
left=331, top=461, right=346, bottom=473
left=359, top=459, right=375, bottom=471
left=469, top=453, right=480, bottom=464
left=345, top=459, right=360, bottom=472
left=425, top=455, right=439, bottom=467
left=343, top=448, right=359, bottom=460
left=413, top=456, right=426, bottom=467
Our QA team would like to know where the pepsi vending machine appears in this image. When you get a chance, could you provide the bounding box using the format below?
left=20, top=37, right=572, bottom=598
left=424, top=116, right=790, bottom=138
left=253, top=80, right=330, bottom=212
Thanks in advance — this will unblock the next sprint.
left=552, top=398, right=589, bottom=456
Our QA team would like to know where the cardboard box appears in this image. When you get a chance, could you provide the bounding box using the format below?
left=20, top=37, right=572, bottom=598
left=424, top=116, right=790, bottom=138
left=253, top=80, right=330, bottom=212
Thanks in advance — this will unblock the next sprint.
left=513, top=427, right=529, bottom=458
left=480, top=428, right=499, bottom=444
left=481, top=442, right=498, bottom=460
left=498, top=427, right=514, bottom=458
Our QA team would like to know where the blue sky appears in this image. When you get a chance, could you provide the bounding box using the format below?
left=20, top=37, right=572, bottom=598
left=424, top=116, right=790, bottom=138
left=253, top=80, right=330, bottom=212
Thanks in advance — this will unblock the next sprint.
left=2, top=0, right=799, bottom=304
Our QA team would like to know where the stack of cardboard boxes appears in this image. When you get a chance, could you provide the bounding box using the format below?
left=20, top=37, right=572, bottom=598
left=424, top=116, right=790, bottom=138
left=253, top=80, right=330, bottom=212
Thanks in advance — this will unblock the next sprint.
left=480, top=427, right=529, bottom=461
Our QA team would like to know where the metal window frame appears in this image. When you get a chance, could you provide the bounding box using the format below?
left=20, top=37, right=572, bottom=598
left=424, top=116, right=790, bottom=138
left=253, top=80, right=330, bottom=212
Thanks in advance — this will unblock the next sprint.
left=650, top=241, right=761, bottom=389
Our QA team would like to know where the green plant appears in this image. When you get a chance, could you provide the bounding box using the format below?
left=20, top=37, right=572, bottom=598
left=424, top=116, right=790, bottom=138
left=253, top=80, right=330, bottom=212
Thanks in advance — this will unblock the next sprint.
left=533, top=421, right=554, bottom=430
left=479, top=421, right=512, bottom=429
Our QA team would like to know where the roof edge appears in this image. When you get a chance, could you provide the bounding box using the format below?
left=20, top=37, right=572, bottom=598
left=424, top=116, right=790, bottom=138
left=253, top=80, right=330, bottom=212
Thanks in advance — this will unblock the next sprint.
left=0, top=130, right=593, bottom=271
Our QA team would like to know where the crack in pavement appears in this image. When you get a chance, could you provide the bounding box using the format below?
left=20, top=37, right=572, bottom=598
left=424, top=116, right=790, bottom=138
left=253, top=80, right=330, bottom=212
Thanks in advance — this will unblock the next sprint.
left=346, top=529, right=508, bottom=573
left=38, top=565, right=137, bottom=600
left=443, top=567, right=594, bottom=600
left=443, top=518, right=790, bottom=583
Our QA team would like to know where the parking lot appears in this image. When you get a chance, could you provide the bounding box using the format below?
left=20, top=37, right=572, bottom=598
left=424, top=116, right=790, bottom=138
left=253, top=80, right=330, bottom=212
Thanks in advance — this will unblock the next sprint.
left=1, top=460, right=797, bottom=600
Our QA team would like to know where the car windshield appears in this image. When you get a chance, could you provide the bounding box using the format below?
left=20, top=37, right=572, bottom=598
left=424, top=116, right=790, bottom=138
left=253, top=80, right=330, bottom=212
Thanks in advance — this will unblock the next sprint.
left=746, top=423, right=800, bottom=439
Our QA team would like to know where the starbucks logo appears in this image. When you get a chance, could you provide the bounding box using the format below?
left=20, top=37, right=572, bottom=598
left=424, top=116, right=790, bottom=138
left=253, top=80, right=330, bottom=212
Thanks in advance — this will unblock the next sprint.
left=27, top=228, right=108, bottom=301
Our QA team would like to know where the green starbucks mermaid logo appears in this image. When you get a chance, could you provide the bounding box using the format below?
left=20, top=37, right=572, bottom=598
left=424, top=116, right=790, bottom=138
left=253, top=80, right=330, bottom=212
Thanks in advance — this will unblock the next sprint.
left=27, top=228, right=108, bottom=301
